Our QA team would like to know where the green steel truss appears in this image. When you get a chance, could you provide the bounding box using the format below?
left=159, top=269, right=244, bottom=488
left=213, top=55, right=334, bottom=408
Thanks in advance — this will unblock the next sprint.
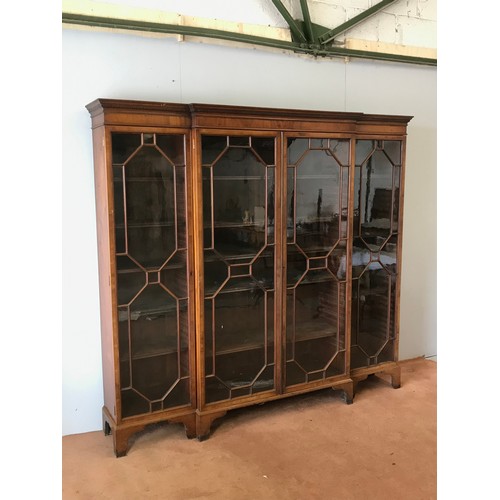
left=62, top=0, right=436, bottom=66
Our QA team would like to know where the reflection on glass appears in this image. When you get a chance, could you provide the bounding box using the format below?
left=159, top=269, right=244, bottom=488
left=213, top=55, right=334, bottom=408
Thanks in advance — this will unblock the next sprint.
left=111, top=132, right=190, bottom=418
left=202, top=135, right=276, bottom=403
left=351, top=140, right=401, bottom=369
left=294, top=149, right=341, bottom=253
left=285, top=137, right=349, bottom=386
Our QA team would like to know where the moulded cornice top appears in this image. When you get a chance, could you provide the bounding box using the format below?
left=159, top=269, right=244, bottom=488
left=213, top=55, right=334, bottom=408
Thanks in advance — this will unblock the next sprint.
left=86, top=99, right=413, bottom=132
left=86, top=98, right=190, bottom=116
left=188, top=102, right=413, bottom=124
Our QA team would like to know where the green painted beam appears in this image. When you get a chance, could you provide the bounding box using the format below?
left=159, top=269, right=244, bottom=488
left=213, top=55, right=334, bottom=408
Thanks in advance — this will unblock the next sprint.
left=318, top=0, right=398, bottom=45
left=299, top=0, right=316, bottom=44
left=62, top=13, right=298, bottom=50
left=62, top=12, right=436, bottom=66
left=270, top=0, right=308, bottom=43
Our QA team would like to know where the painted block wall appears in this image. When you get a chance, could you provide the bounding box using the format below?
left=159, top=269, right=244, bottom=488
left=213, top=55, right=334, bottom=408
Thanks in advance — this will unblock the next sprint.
left=99, top=0, right=437, bottom=48
left=303, top=0, right=437, bottom=48
left=62, top=25, right=436, bottom=436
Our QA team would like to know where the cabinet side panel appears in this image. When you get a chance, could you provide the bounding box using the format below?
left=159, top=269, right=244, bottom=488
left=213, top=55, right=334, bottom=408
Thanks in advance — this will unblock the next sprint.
left=394, top=137, right=408, bottom=362
left=92, top=125, right=118, bottom=420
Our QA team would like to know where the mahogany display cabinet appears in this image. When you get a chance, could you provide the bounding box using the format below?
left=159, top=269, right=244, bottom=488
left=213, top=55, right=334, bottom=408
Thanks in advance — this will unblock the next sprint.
left=86, top=98, right=412, bottom=456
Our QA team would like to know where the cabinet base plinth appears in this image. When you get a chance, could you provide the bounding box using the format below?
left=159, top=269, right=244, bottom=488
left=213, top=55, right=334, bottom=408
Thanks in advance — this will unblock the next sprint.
left=102, top=407, right=197, bottom=457
left=195, top=411, right=227, bottom=441
left=333, top=380, right=354, bottom=404
left=351, top=362, right=402, bottom=395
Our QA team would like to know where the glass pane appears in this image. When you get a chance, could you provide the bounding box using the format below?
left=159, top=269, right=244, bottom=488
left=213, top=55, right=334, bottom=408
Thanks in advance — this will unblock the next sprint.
left=177, top=299, right=190, bottom=378
left=130, top=354, right=177, bottom=402
left=204, top=250, right=228, bottom=296
left=229, top=136, right=250, bottom=146
left=350, top=263, right=392, bottom=369
left=294, top=149, right=341, bottom=254
left=327, top=241, right=348, bottom=280
left=267, top=167, right=275, bottom=244
left=287, top=167, right=295, bottom=243
left=125, top=147, right=176, bottom=268
left=355, top=140, right=375, bottom=167
left=211, top=288, right=266, bottom=355
left=380, top=235, right=398, bottom=274
left=129, top=285, right=178, bottom=358
left=252, top=137, right=275, bottom=165
left=156, top=134, right=185, bottom=166
left=351, top=140, right=401, bottom=370
left=113, top=166, right=126, bottom=253
left=211, top=147, right=267, bottom=259
left=121, top=389, right=149, bottom=418
left=285, top=137, right=348, bottom=387
left=285, top=280, right=345, bottom=386
left=118, top=307, right=130, bottom=388
left=393, top=167, right=401, bottom=231
left=202, top=167, right=213, bottom=249
left=160, top=250, right=188, bottom=299
left=112, top=132, right=191, bottom=418
left=116, top=255, right=146, bottom=305
left=118, top=283, right=190, bottom=414
left=204, top=288, right=274, bottom=403
left=341, top=166, right=349, bottom=239
left=358, top=149, right=394, bottom=244
left=202, top=134, right=276, bottom=404
left=175, top=166, right=187, bottom=250
left=383, top=141, right=402, bottom=165
left=202, top=135, right=227, bottom=165
left=252, top=248, right=275, bottom=290
left=286, top=244, right=307, bottom=286
left=287, top=137, right=308, bottom=165
left=143, top=133, right=154, bottom=144
left=329, top=139, right=350, bottom=166
left=112, top=133, right=141, bottom=164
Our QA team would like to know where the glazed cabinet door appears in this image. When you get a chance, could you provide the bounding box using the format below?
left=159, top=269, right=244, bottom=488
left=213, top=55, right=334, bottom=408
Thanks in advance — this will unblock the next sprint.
left=111, top=131, right=194, bottom=418
left=350, top=139, right=404, bottom=369
left=199, top=133, right=278, bottom=404
left=284, top=137, right=351, bottom=388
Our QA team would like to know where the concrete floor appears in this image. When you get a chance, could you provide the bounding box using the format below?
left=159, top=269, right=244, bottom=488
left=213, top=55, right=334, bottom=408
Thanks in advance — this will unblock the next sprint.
left=62, top=357, right=436, bottom=499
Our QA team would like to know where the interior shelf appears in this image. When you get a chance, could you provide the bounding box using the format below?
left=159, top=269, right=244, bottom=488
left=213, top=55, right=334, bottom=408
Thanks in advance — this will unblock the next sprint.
left=205, top=222, right=267, bottom=230
left=205, top=320, right=342, bottom=358
left=115, top=221, right=175, bottom=229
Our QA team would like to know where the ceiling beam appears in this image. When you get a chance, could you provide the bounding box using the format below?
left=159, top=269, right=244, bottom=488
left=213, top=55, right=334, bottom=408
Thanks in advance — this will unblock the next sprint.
left=299, top=0, right=316, bottom=44
left=62, top=12, right=436, bottom=66
left=270, top=0, right=308, bottom=43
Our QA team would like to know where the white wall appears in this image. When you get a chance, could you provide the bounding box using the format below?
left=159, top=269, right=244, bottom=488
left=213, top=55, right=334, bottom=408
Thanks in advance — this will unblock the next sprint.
left=62, top=27, right=436, bottom=435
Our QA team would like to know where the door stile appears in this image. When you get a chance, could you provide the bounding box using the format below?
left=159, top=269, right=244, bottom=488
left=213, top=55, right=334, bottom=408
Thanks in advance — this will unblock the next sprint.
left=393, top=137, right=407, bottom=362
left=191, top=129, right=206, bottom=410
left=103, top=126, right=123, bottom=422
left=345, top=138, right=356, bottom=376
left=275, top=132, right=285, bottom=395
left=185, top=129, right=198, bottom=410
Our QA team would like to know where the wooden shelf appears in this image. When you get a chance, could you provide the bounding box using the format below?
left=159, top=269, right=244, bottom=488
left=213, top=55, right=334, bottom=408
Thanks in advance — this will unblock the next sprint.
left=208, top=222, right=267, bottom=230
left=206, top=320, right=342, bottom=358
left=212, top=175, right=266, bottom=181
left=116, top=221, right=175, bottom=229
left=121, top=344, right=187, bottom=362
